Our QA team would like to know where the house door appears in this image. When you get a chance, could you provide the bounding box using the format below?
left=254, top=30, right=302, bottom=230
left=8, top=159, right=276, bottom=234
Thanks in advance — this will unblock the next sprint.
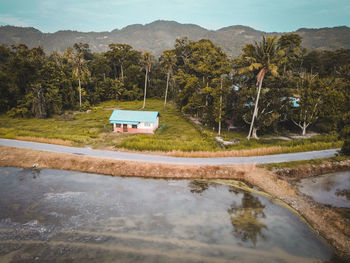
left=123, top=124, right=128, bottom=132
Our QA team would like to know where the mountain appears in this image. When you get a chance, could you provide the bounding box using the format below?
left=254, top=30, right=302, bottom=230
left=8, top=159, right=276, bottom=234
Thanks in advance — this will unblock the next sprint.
left=0, top=20, right=349, bottom=57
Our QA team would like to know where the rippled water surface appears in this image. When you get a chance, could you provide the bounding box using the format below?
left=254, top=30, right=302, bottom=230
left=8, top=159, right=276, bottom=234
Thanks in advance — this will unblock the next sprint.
left=0, top=167, right=334, bottom=262
left=296, top=171, right=350, bottom=208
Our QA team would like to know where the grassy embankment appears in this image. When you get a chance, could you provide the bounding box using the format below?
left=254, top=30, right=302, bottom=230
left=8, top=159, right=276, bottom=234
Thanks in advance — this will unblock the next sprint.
left=0, top=99, right=342, bottom=156
left=259, top=155, right=349, bottom=170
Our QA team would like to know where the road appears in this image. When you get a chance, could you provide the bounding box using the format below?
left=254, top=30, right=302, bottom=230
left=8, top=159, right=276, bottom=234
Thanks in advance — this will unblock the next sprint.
left=0, top=138, right=339, bottom=165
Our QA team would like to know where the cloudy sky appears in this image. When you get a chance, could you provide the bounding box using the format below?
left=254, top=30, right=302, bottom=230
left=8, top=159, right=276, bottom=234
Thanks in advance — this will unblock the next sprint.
left=0, top=0, right=349, bottom=32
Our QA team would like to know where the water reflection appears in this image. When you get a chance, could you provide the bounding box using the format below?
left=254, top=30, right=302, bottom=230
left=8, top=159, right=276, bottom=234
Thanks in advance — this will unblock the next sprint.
left=0, top=168, right=335, bottom=263
left=188, top=180, right=209, bottom=193
left=227, top=192, right=267, bottom=246
left=18, top=168, right=41, bottom=180
left=189, top=182, right=268, bottom=246
left=297, top=171, right=350, bottom=208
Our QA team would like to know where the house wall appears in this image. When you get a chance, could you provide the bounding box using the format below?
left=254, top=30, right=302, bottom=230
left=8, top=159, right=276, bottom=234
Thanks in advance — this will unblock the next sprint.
left=114, top=127, right=154, bottom=134
left=113, top=122, right=156, bottom=134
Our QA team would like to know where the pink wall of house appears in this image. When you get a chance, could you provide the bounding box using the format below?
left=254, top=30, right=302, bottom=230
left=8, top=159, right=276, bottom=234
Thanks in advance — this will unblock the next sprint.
left=113, top=127, right=154, bottom=134
left=112, top=117, right=159, bottom=134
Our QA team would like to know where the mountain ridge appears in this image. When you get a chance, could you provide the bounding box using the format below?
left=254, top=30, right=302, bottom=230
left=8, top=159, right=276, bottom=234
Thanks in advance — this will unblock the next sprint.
left=0, top=20, right=349, bottom=56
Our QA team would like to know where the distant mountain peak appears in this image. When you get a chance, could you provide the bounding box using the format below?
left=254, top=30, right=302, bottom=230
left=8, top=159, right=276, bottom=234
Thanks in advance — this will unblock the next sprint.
left=0, top=21, right=349, bottom=56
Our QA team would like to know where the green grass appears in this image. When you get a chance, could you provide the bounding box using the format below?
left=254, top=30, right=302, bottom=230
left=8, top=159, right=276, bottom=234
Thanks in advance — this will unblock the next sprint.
left=258, top=155, right=349, bottom=170
left=0, top=99, right=343, bottom=153
left=110, top=99, right=218, bottom=151
left=220, top=131, right=342, bottom=153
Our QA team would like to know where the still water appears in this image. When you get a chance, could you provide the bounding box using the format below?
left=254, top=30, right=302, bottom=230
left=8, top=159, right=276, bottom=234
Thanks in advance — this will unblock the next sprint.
left=0, top=167, right=334, bottom=262
left=296, top=171, right=350, bottom=208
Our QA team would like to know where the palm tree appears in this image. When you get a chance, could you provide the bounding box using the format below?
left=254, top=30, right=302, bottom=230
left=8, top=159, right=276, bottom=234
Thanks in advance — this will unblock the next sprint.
left=141, top=51, right=154, bottom=109
left=159, top=50, right=176, bottom=109
left=238, top=36, right=280, bottom=139
left=69, top=44, right=90, bottom=109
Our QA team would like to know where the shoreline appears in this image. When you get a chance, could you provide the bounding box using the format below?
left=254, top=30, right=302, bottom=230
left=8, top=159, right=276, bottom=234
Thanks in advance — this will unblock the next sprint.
left=0, top=145, right=349, bottom=258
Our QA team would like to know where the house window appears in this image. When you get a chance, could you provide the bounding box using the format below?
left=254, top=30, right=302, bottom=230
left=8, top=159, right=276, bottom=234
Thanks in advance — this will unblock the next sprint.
left=144, top=122, right=151, bottom=127
left=132, top=124, right=137, bottom=129
left=116, top=124, right=121, bottom=128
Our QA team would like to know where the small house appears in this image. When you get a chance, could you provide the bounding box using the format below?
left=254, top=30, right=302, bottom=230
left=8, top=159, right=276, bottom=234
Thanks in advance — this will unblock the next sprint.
left=109, top=109, right=160, bottom=134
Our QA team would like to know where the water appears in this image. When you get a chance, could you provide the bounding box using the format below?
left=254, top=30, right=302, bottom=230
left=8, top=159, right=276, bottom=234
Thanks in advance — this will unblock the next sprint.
left=0, top=167, right=334, bottom=262
left=296, top=171, right=350, bottom=208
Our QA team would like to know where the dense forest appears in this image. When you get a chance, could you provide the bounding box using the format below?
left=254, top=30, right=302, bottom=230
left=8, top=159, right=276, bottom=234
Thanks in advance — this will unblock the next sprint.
left=0, top=34, right=349, bottom=144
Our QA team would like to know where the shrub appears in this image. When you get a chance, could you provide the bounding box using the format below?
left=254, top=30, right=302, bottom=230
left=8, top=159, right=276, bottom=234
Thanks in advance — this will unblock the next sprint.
left=340, top=125, right=350, bottom=155
left=341, top=139, right=350, bottom=155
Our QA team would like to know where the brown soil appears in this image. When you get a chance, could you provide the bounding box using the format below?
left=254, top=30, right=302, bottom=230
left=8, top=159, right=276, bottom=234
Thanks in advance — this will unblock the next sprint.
left=274, top=159, right=350, bottom=181
left=0, top=146, right=349, bottom=257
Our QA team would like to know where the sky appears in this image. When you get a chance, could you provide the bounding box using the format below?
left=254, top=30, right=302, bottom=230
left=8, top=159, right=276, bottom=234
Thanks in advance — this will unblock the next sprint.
left=0, top=0, right=349, bottom=33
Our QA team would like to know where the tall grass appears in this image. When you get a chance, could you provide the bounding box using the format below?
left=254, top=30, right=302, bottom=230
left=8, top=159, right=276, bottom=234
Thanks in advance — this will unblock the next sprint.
left=0, top=99, right=342, bottom=155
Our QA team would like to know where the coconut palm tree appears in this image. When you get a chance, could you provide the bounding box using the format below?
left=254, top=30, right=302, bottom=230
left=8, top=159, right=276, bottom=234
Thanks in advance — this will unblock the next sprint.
left=69, top=44, right=90, bottom=109
left=141, top=51, right=154, bottom=109
left=238, top=36, right=280, bottom=139
left=159, top=50, right=176, bottom=109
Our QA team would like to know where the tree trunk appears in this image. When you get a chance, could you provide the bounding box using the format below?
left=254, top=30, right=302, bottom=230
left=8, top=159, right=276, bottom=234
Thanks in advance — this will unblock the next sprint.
left=247, top=74, right=264, bottom=140
left=121, top=64, right=124, bottom=81
left=164, top=72, right=170, bottom=109
left=218, top=93, right=222, bottom=136
left=78, top=78, right=82, bottom=109
left=302, top=121, right=307, bottom=136
left=218, top=79, right=223, bottom=135
left=142, top=69, right=148, bottom=109
left=113, top=63, right=117, bottom=80
left=252, top=127, right=259, bottom=139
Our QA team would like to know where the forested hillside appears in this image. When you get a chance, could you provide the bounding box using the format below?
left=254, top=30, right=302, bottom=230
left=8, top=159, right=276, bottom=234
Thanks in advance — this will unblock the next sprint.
left=0, top=21, right=349, bottom=56
left=0, top=33, right=350, bottom=140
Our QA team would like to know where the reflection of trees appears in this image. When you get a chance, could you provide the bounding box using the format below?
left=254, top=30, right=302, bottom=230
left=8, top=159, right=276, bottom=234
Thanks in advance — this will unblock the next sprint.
left=188, top=180, right=209, bottom=194
left=335, top=189, right=350, bottom=200
left=18, top=168, right=41, bottom=180
left=227, top=192, right=267, bottom=246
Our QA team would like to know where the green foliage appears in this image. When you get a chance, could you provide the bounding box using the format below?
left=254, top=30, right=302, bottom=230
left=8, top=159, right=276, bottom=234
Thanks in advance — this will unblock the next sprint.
left=0, top=33, right=349, bottom=152
left=113, top=99, right=218, bottom=151
left=341, top=125, right=350, bottom=155
left=259, top=155, right=349, bottom=170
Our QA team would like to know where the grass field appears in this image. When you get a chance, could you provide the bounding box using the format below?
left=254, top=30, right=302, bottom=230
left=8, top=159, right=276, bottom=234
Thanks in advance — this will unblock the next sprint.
left=0, top=99, right=343, bottom=154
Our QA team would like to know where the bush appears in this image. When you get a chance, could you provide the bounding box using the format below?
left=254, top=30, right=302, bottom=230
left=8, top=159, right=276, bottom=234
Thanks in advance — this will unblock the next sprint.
left=7, top=107, right=31, bottom=118
left=341, top=125, right=350, bottom=155
left=341, top=139, right=350, bottom=155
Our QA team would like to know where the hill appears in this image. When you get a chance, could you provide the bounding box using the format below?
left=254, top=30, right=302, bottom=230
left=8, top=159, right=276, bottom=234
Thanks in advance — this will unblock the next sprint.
left=0, top=20, right=349, bottom=56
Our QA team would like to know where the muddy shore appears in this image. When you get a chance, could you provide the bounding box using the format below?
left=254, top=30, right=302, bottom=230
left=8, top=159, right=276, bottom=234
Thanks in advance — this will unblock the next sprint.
left=274, top=159, right=350, bottom=181
left=0, top=145, right=349, bottom=258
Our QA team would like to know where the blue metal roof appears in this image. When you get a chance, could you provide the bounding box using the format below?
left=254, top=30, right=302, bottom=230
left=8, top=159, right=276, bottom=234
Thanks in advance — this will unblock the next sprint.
left=109, top=110, right=159, bottom=124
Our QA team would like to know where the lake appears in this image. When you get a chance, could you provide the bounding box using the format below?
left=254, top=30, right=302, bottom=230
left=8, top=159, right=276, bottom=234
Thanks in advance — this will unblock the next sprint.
left=0, top=167, right=334, bottom=262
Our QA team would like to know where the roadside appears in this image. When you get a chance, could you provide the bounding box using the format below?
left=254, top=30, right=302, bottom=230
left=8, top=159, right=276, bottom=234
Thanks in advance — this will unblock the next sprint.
left=0, top=99, right=343, bottom=157
left=0, top=139, right=340, bottom=165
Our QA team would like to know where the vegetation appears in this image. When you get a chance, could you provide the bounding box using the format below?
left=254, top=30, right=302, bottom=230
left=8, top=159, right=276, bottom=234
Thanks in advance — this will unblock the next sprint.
left=0, top=32, right=349, bottom=153
left=258, top=155, right=349, bottom=170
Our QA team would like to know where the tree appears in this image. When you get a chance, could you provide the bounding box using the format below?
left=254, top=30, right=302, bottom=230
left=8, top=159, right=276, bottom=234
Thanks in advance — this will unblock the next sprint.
left=340, top=114, right=350, bottom=155
left=238, top=36, right=280, bottom=139
left=106, top=44, right=132, bottom=81
left=291, top=72, right=322, bottom=136
left=277, top=33, right=303, bottom=73
left=159, top=50, right=176, bottom=109
left=70, top=43, right=91, bottom=109
left=141, top=51, right=154, bottom=109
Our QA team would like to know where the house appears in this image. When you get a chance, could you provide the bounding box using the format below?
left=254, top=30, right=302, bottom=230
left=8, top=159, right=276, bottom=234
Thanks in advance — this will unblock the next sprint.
left=109, top=109, right=160, bottom=134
